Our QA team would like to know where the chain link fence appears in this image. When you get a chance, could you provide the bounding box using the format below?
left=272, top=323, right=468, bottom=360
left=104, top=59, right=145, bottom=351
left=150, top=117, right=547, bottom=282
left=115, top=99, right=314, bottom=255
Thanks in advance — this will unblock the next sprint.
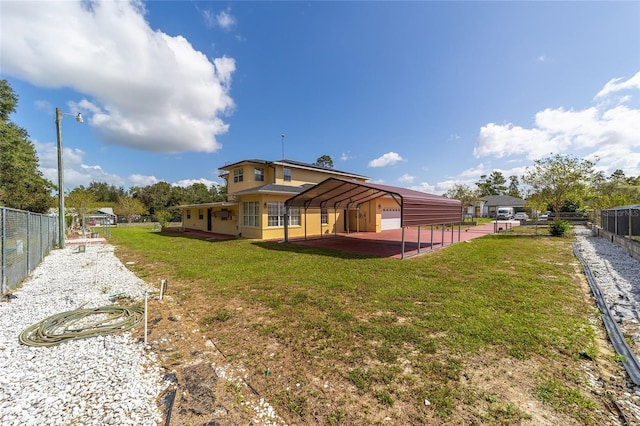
left=596, top=205, right=640, bottom=239
left=1, top=207, right=58, bottom=294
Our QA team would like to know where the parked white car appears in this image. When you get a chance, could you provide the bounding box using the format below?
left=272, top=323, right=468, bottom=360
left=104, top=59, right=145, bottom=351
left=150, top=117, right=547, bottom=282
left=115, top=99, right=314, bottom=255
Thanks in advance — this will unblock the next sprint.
left=514, top=212, right=529, bottom=221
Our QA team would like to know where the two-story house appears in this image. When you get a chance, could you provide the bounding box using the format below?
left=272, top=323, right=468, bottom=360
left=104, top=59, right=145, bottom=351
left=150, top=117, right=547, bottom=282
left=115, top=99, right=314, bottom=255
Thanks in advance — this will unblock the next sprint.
left=180, top=159, right=365, bottom=239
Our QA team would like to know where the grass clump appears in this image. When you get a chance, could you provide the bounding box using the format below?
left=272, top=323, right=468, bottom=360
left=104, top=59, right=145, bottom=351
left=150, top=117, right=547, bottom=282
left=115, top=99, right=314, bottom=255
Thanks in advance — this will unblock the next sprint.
left=535, top=379, right=597, bottom=422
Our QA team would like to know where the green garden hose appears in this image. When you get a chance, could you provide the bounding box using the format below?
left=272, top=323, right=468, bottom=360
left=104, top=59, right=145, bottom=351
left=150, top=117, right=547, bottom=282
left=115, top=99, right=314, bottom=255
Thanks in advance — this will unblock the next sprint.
left=19, top=305, right=144, bottom=347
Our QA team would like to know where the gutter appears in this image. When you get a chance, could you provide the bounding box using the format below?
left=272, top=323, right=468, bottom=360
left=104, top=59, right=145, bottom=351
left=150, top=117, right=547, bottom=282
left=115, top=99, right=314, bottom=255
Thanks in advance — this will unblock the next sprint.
left=573, top=244, right=640, bottom=386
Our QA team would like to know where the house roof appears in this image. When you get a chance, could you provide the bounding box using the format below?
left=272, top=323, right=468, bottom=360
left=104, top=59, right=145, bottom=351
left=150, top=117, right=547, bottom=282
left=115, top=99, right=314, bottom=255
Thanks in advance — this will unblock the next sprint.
left=218, top=159, right=369, bottom=180
left=481, top=195, right=526, bottom=207
left=232, top=183, right=314, bottom=196
left=285, top=177, right=461, bottom=227
left=174, top=201, right=239, bottom=210
left=97, top=207, right=116, bottom=217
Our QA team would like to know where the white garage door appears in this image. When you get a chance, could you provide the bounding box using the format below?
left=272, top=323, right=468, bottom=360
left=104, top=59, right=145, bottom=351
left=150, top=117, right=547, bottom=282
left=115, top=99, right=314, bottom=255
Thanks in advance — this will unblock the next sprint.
left=381, top=208, right=401, bottom=230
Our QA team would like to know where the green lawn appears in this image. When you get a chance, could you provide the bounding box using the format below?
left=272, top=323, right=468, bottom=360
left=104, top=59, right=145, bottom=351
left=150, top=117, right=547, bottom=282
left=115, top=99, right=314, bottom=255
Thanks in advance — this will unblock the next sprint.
left=108, top=227, right=604, bottom=424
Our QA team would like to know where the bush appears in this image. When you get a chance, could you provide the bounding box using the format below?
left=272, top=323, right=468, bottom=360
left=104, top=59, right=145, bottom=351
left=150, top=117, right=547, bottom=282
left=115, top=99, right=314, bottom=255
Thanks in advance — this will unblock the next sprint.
left=549, top=220, right=571, bottom=237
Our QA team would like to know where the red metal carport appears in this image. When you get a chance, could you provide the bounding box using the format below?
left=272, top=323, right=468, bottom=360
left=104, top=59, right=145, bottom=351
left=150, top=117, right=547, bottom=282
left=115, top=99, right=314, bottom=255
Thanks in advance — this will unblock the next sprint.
left=284, top=178, right=462, bottom=259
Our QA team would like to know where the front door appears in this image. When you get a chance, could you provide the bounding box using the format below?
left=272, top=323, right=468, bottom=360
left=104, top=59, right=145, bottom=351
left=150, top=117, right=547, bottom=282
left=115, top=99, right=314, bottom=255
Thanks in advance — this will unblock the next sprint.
left=207, top=208, right=212, bottom=232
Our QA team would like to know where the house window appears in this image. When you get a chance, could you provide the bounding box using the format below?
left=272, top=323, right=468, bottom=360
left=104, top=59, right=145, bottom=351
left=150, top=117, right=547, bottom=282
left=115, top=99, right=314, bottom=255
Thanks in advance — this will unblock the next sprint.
left=243, top=201, right=259, bottom=227
left=321, top=208, right=328, bottom=225
left=234, top=168, right=244, bottom=183
left=199, top=209, right=203, bottom=220
left=186, top=209, right=191, bottom=219
left=267, top=202, right=300, bottom=227
left=254, top=167, right=264, bottom=182
left=283, top=168, right=291, bottom=182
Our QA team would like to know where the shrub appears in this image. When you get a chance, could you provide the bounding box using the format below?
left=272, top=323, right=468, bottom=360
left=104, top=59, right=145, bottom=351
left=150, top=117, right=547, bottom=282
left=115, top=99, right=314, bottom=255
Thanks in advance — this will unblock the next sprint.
left=549, top=220, right=571, bottom=237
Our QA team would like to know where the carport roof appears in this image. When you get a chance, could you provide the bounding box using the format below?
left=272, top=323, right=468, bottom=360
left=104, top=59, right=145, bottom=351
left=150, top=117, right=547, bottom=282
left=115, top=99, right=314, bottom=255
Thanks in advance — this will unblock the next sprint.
left=285, top=177, right=461, bottom=227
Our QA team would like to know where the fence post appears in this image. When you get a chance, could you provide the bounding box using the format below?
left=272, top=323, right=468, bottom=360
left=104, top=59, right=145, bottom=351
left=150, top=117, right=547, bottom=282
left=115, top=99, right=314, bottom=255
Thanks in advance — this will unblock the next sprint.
left=26, top=211, right=31, bottom=275
left=1, top=208, right=5, bottom=294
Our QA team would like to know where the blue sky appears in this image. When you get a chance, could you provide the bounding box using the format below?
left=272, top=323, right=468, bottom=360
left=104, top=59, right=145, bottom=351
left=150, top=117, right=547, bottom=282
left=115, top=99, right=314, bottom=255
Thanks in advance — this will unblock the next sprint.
left=1, top=1, right=639, bottom=195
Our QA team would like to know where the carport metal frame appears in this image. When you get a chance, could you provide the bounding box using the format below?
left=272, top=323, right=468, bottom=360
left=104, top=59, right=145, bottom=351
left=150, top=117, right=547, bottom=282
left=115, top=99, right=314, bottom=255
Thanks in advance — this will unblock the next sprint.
left=284, top=178, right=462, bottom=259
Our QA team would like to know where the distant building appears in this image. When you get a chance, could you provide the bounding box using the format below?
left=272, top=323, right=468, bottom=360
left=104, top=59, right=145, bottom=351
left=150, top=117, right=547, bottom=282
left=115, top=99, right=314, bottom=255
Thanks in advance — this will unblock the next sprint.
left=87, top=208, right=117, bottom=226
left=470, top=195, right=526, bottom=218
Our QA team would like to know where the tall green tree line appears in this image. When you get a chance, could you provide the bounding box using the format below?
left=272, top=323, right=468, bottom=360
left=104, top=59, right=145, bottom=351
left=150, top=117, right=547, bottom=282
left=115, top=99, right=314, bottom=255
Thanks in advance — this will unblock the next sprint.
left=0, top=80, right=54, bottom=213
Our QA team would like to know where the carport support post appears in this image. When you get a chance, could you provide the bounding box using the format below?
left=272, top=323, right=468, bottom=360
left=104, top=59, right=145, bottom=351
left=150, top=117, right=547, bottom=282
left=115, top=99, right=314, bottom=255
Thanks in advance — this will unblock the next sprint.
left=430, top=225, right=434, bottom=250
left=417, top=226, right=421, bottom=254
left=401, top=227, right=405, bottom=260
left=304, top=206, right=307, bottom=240
left=283, top=205, right=289, bottom=242
left=458, top=222, right=461, bottom=242
left=450, top=222, right=454, bottom=245
left=441, top=224, right=445, bottom=247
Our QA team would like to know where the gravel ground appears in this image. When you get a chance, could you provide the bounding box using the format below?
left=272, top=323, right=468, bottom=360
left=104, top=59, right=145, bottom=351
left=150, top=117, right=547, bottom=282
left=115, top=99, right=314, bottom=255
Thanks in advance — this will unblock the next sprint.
left=0, top=243, right=165, bottom=426
left=2, top=228, right=640, bottom=425
left=574, top=226, right=640, bottom=352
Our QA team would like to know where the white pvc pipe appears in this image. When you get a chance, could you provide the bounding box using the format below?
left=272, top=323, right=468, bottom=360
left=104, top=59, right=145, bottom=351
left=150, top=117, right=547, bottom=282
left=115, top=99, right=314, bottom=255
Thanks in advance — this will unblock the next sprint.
left=144, top=290, right=148, bottom=345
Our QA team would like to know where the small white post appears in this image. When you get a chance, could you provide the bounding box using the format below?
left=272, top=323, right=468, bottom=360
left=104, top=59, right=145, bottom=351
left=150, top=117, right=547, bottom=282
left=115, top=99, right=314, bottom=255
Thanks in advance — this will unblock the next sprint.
left=144, top=290, right=148, bottom=345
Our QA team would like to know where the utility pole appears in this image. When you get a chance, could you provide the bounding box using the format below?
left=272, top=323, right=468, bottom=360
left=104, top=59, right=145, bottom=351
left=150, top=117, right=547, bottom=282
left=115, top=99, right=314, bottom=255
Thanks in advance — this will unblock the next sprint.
left=281, top=134, right=285, bottom=160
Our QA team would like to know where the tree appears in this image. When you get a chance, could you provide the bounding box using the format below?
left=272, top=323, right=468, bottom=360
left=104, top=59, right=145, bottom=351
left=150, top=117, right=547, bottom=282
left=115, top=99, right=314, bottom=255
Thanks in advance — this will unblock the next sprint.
left=445, top=184, right=478, bottom=219
left=0, top=80, right=55, bottom=213
left=475, top=171, right=507, bottom=197
left=87, top=181, right=125, bottom=202
left=135, top=181, right=177, bottom=215
left=590, top=170, right=640, bottom=209
left=522, top=154, right=597, bottom=223
left=609, top=169, right=626, bottom=182
left=507, top=175, right=521, bottom=199
left=115, top=196, right=147, bottom=223
left=66, top=187, right=96, bottom=233
left=314, top=155, right=334, bottom=168
left=154, top=209, right=172, bottom=228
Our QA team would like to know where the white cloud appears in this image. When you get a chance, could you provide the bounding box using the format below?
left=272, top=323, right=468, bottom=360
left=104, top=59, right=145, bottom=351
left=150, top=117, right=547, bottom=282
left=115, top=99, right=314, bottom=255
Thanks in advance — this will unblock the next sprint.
left=409, top=181, right=453, bottom=196
left=1, top=0, right=235, bottom=154
left=129, top=174, right=159, bottom=187
left=368, top=152, right=405, bottom=168
left=35, top=141, right=126, bottom=189
left=201, top=9, right=216, bottom=28
left=215, top=9, right=236, bottom=30
left=340, top=152, right=353, bottom=161
left=474, top=72, right=640, bottom=176
left=595, top=71, right=640, bottom=99
left=398, top=173, right=415, bottom=183
left=172, top=178, right=221, bottom=188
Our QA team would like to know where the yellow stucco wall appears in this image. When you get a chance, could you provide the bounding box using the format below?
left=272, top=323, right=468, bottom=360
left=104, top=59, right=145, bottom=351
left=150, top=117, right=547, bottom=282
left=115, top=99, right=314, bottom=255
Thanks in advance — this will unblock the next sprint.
left=225, top=164, right=272, bottom=193
left=182, top=202, right=390, bottom=240
left=181, top=206, right=240, bottom=235
left=224, top=161, right=368, bottom=195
